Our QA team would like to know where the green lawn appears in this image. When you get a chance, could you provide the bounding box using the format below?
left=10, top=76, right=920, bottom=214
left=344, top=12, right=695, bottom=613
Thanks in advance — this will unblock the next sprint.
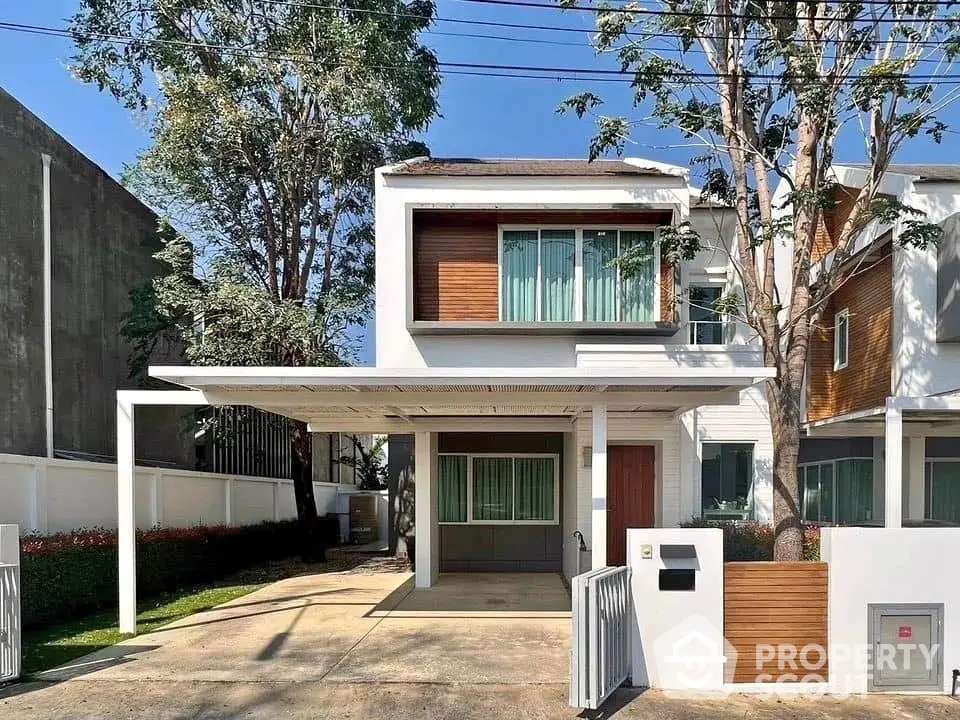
left=22, top=559, right=313, bottom=676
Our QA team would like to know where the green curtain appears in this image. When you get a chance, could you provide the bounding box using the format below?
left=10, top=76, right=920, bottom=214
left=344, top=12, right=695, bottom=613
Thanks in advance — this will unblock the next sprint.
left=501, top=230, right=538, bottom=321
left=836, top=459, right=873, bottom=523
left=514, top=457, right=555, bottom=521
left=438, top=455, right=467, bottom=522
left=540, top=230, right=575, bottom=321
left=802, top=466, right=821, bottom=521
left=583, top=230, right=617, bottom=321
left=619, top=230, right=656, bottom=322
left=819, top=463, right=834, bottom=523
left=473, top=457, right=514, bottom=520
left=926, top=462, right=960, bottom=523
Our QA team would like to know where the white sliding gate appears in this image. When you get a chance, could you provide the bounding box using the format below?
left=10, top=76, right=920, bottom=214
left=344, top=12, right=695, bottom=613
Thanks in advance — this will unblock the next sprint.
left=0, top=525, right=20, bottom=683
left=569, top=566, right=632, bottom=709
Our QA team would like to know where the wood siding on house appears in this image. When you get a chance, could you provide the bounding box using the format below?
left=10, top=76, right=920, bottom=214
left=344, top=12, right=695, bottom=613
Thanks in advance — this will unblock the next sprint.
left=812, top=186, right=860, bottom=262
left=723, top=562, right=829, bottom=683
left=806, top=253, right=893, bottom=422
left=412, top=210, right=675, bottom=322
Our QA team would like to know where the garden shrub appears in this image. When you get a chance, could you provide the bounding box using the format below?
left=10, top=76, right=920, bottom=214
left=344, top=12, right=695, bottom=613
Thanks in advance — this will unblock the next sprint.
left=679, top=518, right=820, bottom=561
left=19, top=520, right=300, bottom=629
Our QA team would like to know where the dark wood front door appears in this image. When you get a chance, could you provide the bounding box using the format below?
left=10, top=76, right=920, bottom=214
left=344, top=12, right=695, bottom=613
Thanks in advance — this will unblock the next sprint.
left=606, top=445, right=656, bottom=566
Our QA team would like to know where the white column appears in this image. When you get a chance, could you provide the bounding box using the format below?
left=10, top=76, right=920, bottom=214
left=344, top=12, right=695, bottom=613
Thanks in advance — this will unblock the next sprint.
left=907, top=436, right=926, bottom=522
left=224, top=477, right=233, bottom=526
left=414, top=431, right=439, bottom=587
left=591, top=404, right=608, bottom=569
left=884, top=403, right=903, bottom=528
left=117, top=394, right=137, bottom=633
left=41, top=153, right=54, bottom=460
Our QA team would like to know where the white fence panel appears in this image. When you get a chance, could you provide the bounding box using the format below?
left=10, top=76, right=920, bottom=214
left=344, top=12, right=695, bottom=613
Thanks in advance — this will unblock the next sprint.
left=0, top=453, right=351, bottom=534
left=0, top=525, right=21, bottom=683
left=570, top=565, right=632, bottom=710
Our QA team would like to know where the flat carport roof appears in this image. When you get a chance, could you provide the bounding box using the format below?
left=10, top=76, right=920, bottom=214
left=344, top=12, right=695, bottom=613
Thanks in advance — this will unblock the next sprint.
left=147, top=365, right=776, bottom=431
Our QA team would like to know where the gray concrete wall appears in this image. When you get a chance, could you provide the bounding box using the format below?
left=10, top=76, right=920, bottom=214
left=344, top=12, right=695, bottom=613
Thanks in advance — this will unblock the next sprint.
left=0, top=87, right=192, bottom=466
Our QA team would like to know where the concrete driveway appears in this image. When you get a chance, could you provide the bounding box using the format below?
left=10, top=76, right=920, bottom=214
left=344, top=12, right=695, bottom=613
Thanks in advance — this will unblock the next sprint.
left=2, top=565, right=959, bottom=718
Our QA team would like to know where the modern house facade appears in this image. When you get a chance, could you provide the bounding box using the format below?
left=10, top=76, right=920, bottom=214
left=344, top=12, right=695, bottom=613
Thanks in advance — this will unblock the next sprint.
left=772, top=164, right=960, bottom=528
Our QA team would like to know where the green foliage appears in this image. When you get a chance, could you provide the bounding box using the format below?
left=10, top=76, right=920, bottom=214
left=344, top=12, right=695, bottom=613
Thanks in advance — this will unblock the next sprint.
left=338, top=435, right=388, bottom=491
left=20, top=521, right=300, bottom=629
left=680, top=518, right=821, bottom=562
left=71, top=0, right=441, bottom=369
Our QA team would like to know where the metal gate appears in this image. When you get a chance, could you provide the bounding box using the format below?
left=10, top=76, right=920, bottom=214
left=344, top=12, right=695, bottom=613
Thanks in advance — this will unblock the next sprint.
left=569, top=566, right=632, bottom=709
left=0, top=525, right=21, bottom=683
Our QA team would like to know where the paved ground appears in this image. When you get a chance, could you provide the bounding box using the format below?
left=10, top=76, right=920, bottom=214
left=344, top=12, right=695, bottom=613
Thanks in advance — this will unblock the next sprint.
left=2, top=566, right=958, bottom=719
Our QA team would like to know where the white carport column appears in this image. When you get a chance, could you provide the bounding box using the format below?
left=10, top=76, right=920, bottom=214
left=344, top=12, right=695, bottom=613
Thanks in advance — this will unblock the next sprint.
left=414, top=431, right=439, bottom=587
left=117, top=394, right=137, bottom=634
left=884, top=400, right=903, bottom=529
left=591, top=404, right=608, bottom=569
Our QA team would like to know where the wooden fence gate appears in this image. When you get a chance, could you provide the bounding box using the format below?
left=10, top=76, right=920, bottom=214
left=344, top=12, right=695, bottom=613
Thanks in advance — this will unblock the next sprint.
left=723, top=562, right=828, bottom=683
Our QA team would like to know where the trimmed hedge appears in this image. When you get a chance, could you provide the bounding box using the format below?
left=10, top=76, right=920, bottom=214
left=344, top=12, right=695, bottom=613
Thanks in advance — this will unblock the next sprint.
left=20, top=521, right=300, bottom=629
left=679, top=518, right=820, bottom=561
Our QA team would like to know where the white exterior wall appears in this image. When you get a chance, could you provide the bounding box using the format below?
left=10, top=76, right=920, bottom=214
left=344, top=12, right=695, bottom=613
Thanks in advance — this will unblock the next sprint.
left=894, top=183, right=960, bottom=397
left=822, top=527, right=960, bottom=694
left=562, top=430, right=581, bottom=580
left=0, top=452, right=343, bottom=534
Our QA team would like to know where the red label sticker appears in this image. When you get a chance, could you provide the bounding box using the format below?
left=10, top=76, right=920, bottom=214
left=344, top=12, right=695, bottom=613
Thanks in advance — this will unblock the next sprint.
left=898, top=626, right=912, bottom=640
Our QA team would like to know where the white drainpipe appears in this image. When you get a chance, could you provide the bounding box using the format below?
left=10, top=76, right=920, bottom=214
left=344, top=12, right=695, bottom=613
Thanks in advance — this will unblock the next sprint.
left=41, top=152, right=53, bottom=459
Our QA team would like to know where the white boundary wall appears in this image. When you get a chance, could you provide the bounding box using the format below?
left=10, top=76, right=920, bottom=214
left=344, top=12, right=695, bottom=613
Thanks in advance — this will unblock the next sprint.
left=0, top=452, right=386, bottom=537
left=821, top=527, right=960, bottom=695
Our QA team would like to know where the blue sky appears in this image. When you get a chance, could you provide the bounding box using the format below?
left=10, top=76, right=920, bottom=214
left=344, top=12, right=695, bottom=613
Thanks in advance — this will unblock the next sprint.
left=2, top=0, right=957, bottom=363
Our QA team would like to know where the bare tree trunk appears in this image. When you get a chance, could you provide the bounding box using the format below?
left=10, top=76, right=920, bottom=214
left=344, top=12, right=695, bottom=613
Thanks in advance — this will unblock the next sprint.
left=290, top=419, right=325, bottom=563
left=767, top=377, right=804, bottom=561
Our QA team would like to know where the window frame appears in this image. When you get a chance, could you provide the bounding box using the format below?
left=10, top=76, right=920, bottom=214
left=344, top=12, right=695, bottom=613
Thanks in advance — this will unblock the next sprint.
left=924, top=459, right=960, bottom=522
left=497, top=225, right=661, bottom=323
left=834, top=308, right=850, bottom=370
left=688, top=283, right=726, bottom=344
left=437, top=452, right=560, bottom=526
left=699, top=441, right=757, bottom=521
left=799, top=456, right=874, bottom=524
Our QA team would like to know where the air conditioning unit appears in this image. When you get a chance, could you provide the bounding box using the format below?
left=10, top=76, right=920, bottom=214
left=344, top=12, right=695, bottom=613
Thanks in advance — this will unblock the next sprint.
left=0, top=525, right=21, bottom=683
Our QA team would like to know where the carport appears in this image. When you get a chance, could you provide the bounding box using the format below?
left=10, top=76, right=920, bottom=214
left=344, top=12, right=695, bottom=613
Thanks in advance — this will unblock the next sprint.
left=115, top=363, right=771, bottom=633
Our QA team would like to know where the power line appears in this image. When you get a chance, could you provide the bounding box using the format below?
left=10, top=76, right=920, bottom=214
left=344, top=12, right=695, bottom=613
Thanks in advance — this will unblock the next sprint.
left=7, top=18, right=960, bottom=84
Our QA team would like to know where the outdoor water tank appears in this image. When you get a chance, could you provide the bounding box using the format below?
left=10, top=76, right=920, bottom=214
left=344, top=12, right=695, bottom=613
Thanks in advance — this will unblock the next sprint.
left=349, top=494, right=379, bottom=545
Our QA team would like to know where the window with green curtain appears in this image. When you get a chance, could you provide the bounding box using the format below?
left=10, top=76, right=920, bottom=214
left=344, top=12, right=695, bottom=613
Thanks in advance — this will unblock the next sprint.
left=583, top=230, right=618, bottom=321
left=926, top=461, right=960, bottom=523
left=836, top=459, right=873, bottom=523
left=514, top=457, right=555, bottom=521
left=540, top=230, right=575, bottom=321
left=438, top=455, right=467, bottom=522
left=501, top=230, right=538, bottom=321
left=473, top=457, right=514, bottom=521
left=619, top=230, right=656, bottom=322
left=803, top=465, right=821, bottom=521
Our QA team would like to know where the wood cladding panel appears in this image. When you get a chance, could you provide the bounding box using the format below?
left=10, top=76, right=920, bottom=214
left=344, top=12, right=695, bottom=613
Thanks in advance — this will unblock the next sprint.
left=724, top=562, right=829, bottom=683
left=412, top=210, right=675, bottom=322
left=812, top=186, right=860, bottom=262
left=806, top=253, right=893, bottom=422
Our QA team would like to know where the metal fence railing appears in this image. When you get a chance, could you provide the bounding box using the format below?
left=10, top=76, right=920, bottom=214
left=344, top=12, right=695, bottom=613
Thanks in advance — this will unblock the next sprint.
left=0, top=525, right=21, bottom=683
left=569, top=565, right=632, bottom=710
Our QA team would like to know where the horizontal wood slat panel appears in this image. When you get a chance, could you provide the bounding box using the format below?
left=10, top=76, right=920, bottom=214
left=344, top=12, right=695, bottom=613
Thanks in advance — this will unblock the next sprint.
left=724, top=562, right=828, bottom=684
left=413, top=209, right=675, bottom=322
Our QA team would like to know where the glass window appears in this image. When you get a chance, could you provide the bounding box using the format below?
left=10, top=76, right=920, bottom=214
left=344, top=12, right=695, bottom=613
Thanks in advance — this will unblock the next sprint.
left=501, top=230, right=538, bottom=321
left=501, top=227, right=657, bottom=323
left=514, top=457, right=555, bottom=521
left=539, top=230, right=575, bottom=322
left=834, top=309, right=849, bottom=370
left=801, top=459, right=873, bottom=524
left=925, top=461, right=960, bottom=523
left=689, top=285, right=724, bottom=344
left=473, top=457, right=515, bottom=521
left=438, top=455, right=468, bottom=522
left=701, top=443, right=754, bottom=520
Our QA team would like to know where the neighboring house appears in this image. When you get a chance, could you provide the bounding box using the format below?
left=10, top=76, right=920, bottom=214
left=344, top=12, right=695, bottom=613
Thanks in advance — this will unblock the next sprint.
left=776, top=164, right=960, bottom=527
left=0, top=87, right=192, bottom=467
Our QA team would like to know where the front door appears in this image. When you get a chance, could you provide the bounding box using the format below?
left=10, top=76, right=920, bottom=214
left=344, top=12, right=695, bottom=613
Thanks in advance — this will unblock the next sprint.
left=606, top=445, right=656, bottom=566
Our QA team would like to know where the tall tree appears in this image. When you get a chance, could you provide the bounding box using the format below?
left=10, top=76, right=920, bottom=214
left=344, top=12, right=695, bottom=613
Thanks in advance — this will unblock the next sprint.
left=71, top=0, right=440, bottom=560
left=562, top=0, right=955, bottom=558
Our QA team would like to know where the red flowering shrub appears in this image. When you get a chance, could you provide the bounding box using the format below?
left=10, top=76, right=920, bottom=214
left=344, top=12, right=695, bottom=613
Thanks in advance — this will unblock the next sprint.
left=20, top=521, right=299, bottom=629
left=680, top=518, right=821, bottom=561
